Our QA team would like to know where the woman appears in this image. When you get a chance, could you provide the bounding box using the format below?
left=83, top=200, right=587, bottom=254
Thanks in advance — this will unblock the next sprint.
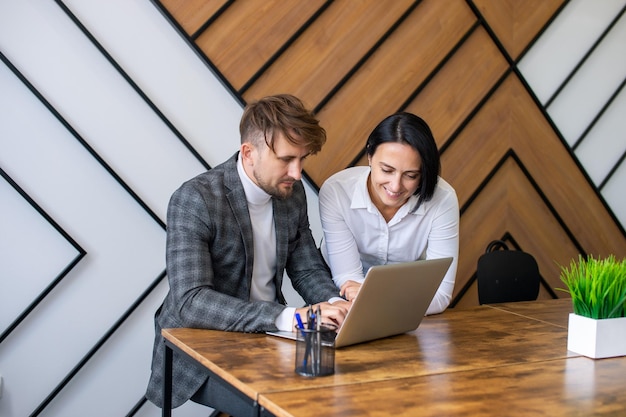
left=319, top=112, right=459, bottom=315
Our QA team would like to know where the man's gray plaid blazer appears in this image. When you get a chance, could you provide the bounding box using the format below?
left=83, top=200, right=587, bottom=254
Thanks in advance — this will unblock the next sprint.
left=145, top=153, right=339, bottom=408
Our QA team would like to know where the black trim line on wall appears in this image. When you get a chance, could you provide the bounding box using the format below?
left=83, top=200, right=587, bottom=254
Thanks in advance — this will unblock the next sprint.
left=514, top=63, right=626, bottom=238
left=440, top=68, right=513, bottom=156
left=55, top=0, right=212, bottom=172
left=0, top=50, right=166, bottom=230
left=399, top=19, right=481, bottom=111
left=125, top=395, right=148, bottom=417
left=30, top=270, right=167, bottom=417
left=508, top=0, right=626, bottom=208
left=573, top=76, right=626, bottom=152
left=345, top=19, right=482, bottom=169
left=190, top=0, right=235, bottom=41
left=313, top=0, right=422, bottom=115
left=0, top=48, right=170, bottom=417
left=465, top=0, right=514, bottom=67
left=301, top=170, right=322, bottom=194
left=544, top=4, right=626, bottom=109
left=239, top=0, right=334, bottom=96
left=459, top=149, right=586, bottom=256
left=0, top=167, right=86, bottom=344
left=513, top=0, right=570, bottom=65
left=600, top=146, right=626, bottom=191
left=450, top=148, right=587, bottom=308
left=150, top=0, right=246, bottom=107
left=309, top=0, right=424, bottom=187
left=469, top=0, right=626, bottom=240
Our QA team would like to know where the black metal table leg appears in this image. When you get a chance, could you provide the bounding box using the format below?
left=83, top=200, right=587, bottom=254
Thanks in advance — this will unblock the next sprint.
left=162, top=337, right=173, bottom=417
left=162, top=334, right=260, bottom=416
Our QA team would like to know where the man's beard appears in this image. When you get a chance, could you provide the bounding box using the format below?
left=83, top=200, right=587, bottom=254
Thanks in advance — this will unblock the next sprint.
left=254, top=172, right=295, bottom=200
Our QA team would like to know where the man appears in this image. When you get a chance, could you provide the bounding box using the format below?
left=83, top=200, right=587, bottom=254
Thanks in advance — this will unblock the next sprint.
left=146, top=94, right=349, bottom=414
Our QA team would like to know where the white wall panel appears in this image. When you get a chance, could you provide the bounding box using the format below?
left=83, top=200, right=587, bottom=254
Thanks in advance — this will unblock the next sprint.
left=575, top=89, right=626, bottom=185
left=62, top=0, right=244, bottom=169
left=547, top=13, right=626, bottom=145
left=41, top=279, right=167, bottom=416
left=57, top=0, right=311, bottom=314
left=0, top=1, right=247, bottom=416
left=0, top=0, right=206, bottom=222
left=519, top=0, right=626, bottom=232
left=518, top=0, right=626, bottom=104
left=0, top=150, right=79, bottom=335
left=603, top=162, right=626, bottom=231
left=0, top=52, right=165, bottom=417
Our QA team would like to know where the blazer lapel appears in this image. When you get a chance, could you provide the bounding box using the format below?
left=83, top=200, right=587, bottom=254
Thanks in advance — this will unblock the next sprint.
left=273, top=198, right=288, bottom=302
left=224, top=154, right=255, bottom=294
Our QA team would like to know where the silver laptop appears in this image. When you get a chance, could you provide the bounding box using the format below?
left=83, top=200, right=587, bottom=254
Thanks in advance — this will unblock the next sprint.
left=267, top=257, right=453, bottom=348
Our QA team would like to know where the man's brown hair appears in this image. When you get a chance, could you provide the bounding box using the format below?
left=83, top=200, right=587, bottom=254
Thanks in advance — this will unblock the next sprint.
left=239, top=94, right=326, bottom=154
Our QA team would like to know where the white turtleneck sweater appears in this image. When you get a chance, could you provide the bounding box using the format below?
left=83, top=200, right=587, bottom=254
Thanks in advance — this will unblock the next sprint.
left=237, top=154, right=295, bottom=330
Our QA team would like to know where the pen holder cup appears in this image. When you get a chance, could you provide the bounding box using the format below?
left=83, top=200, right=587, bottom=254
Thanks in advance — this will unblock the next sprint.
left=294, top=325, right=336, bottom=377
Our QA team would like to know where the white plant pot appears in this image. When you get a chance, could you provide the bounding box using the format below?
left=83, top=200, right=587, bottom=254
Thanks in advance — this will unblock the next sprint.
left=567, top=313, right=626, bottom=359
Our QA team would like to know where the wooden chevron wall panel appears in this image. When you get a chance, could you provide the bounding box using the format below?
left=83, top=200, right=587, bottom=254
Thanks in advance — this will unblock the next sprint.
left=473, top=0, right=565, bottom=59
left=156, top=0, right=626, bottom=307
left=161, top=0, right=228, bottom=35
left=310, top=0, right=477, bottom=182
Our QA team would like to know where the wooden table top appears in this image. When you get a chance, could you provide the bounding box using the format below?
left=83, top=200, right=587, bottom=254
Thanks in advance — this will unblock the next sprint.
left=163, top=298, right=626, bottom=416
left=259, top=356, right=626, bottom=417
left=484, top=298, right=572, bottom=328
left=162, top=299, right=577, bottom=400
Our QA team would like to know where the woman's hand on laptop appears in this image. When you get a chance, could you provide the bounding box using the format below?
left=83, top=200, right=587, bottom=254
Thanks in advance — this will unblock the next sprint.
left=340, top=280, right=362, bottom=301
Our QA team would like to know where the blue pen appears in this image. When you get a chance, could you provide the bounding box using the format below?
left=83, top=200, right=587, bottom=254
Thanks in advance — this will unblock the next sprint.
left=295, top=312, right=309, bottom=371
left=295, top=312, right=305, bottom=333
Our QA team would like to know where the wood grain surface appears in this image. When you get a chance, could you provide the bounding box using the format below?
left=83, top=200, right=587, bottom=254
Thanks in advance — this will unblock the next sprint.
left=161, top=299, right=614, bottom=417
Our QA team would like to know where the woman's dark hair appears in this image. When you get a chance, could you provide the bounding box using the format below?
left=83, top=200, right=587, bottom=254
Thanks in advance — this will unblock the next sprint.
left=366, top=112, right=440, bottom=209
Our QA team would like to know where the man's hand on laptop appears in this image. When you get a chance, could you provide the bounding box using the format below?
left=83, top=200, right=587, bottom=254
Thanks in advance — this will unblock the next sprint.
left=294, top=301, right=349, bottom=330
left=340, top=280, right=362, bottom=301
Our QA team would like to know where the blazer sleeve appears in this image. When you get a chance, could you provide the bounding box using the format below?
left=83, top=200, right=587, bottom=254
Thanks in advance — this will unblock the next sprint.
left=161, top=179, right=285, bottom=333
left=280, top=182, right=341, bottom=304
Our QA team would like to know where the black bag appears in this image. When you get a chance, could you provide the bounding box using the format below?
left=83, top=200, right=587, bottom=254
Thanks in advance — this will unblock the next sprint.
left=477, top=240, right=540, bottom=304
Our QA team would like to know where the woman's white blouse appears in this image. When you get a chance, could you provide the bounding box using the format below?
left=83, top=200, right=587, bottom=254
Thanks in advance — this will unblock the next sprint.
left=319, top=166, right=459, bottom=315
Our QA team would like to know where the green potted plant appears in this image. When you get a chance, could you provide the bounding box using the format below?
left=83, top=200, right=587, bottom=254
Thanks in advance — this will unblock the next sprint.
left=558, top=254, right=626, bottom=359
